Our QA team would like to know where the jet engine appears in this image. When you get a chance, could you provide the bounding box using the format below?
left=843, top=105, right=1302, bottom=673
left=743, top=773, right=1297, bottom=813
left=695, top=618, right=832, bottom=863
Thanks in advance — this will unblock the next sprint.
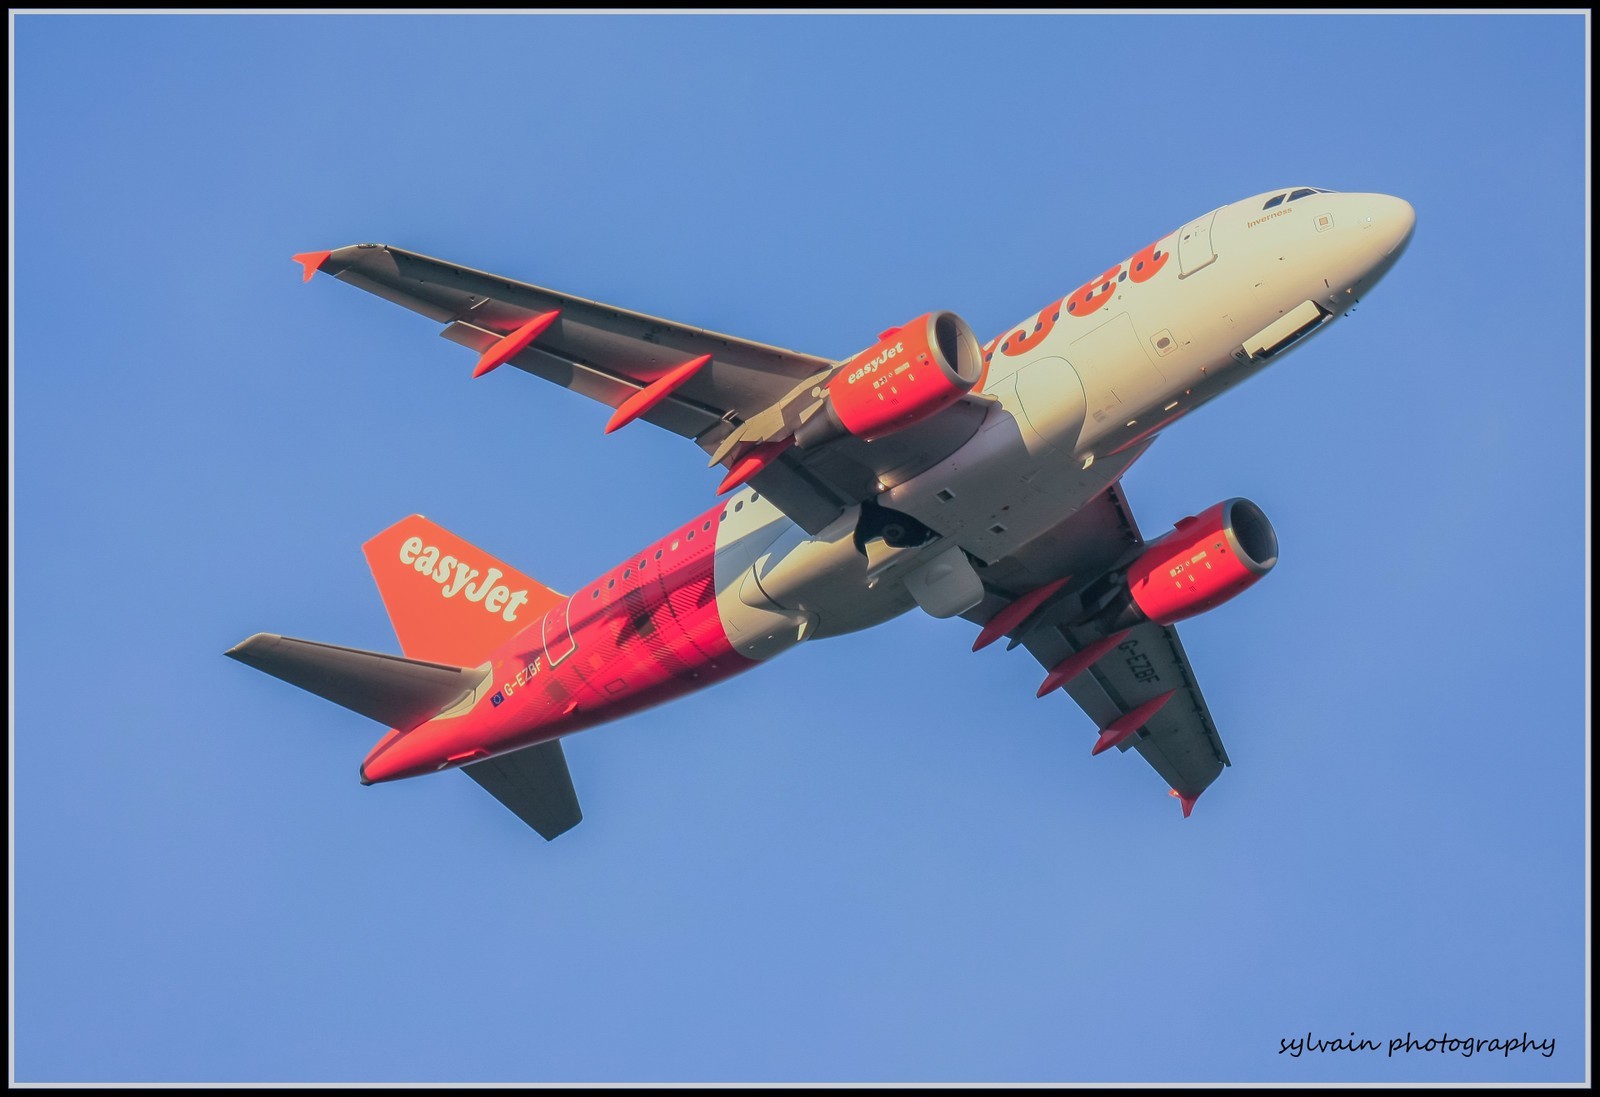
left=1095, top=499, right=1279, bottom=629
left=794, top=311, right=984, bottom=447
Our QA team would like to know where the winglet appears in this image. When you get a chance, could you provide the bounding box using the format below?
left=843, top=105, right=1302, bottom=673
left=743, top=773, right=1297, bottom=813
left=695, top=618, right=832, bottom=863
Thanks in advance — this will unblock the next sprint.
left=292, top=250, right=332, bottom=282
left=605, top=353, right=712, bottom=434
left=474, top=310, right=560, bottom=378
left=1169, top=788, right=1201, bottom=818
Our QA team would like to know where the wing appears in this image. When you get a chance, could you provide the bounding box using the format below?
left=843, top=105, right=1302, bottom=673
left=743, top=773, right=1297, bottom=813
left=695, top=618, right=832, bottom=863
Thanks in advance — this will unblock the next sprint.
left=300, top=245, right=988, bottom=534
left=963, top=483, right=1230, bottom=814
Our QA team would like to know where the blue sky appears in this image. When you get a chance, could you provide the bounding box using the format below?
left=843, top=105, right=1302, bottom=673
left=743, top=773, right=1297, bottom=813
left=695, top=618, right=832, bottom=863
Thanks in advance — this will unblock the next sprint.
left=12, top=12, right=1588, bottom=1085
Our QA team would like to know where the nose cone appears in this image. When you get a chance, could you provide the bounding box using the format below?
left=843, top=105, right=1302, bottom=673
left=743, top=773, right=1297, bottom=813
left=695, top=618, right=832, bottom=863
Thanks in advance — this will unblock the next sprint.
left=1364, top=193, right=1416, bottom=260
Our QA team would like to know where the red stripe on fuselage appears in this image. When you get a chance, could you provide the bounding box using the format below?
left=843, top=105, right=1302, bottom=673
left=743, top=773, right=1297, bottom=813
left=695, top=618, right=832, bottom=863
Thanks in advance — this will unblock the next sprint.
left=362, top=503, right=749, bottom=782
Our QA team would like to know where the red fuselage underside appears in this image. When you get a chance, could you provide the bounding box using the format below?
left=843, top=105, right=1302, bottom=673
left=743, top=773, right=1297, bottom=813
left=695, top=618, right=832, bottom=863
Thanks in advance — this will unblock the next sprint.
left=362, top=503, right=749, bottom=782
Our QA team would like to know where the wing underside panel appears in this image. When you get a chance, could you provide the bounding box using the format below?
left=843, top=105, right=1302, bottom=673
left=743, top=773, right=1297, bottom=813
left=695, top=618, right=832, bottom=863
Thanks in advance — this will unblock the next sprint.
left=314, top=243, right=993, bottom=535
left=1028, top=621, right=1228, bottom=797
left=966, top=481, right=1234, bottom=803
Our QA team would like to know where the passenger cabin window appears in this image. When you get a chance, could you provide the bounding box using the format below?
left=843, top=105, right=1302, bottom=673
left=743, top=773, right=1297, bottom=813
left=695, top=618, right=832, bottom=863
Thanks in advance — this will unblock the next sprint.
left=1263, top=193, right=1287, bottom=209
left=1288, top=188, right=1317, bottom=201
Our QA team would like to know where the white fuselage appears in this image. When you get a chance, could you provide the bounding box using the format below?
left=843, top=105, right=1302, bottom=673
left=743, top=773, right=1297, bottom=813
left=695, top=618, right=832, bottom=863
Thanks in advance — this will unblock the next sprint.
left=713, top=188, right=1415, bottom=659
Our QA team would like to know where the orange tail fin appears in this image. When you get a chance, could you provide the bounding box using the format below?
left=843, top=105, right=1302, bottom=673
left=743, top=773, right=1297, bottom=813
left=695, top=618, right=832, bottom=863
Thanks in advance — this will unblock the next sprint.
left=362, top=515, right=565, bottom=666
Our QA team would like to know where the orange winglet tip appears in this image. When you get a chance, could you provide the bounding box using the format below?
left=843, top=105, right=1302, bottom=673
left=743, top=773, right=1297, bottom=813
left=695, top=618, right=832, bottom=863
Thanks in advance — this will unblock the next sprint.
left=605, top=353, right=712, bottom=434
left=292, top=250, right=332, bottom=282
left=717, top=437, right=793, bottom=496
left=1090, top=689, right=1176, bottom=756
left=1164, top=789, right=1203, bottom=815
left=972, top=575, right=1073, bottom=651
left=474, top=310, right=560, bottom=378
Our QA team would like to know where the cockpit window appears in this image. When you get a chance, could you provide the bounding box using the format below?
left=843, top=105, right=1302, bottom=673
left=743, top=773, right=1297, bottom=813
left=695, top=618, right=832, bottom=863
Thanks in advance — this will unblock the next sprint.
left=1288, top=187, right=1317, bottom=201
left=1263, top=193, right=1287, bottom=209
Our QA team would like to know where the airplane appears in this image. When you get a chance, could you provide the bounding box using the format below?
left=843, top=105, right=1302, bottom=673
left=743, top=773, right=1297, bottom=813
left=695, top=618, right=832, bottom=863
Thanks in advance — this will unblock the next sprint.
left=227, top=186, right=1414, bottom=840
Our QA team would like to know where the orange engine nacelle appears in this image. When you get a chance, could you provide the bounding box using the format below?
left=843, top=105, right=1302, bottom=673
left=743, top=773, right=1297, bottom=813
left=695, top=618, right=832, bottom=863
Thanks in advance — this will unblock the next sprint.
left=795, top=312, right=984, bottom=447
left=1122, top=499, right=1279, bottom=625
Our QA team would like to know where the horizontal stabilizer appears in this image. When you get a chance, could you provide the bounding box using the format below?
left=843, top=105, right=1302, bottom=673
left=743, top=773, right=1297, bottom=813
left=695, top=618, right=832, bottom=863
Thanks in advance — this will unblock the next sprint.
left=463, top=740, right=583, bottom=840
left=226, top=633, right=483, bottom=732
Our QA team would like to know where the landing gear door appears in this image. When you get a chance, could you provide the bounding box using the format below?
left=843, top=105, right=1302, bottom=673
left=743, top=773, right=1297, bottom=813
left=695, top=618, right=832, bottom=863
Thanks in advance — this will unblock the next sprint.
left=1177, top=208, right=1219, bottom=278
left=541, top=598, right=577, bottom=668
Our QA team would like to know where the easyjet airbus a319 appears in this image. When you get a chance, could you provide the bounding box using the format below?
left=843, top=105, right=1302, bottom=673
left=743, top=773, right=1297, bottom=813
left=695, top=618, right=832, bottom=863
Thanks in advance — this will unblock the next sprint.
left=229, top=187, right=1414, bottom=839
